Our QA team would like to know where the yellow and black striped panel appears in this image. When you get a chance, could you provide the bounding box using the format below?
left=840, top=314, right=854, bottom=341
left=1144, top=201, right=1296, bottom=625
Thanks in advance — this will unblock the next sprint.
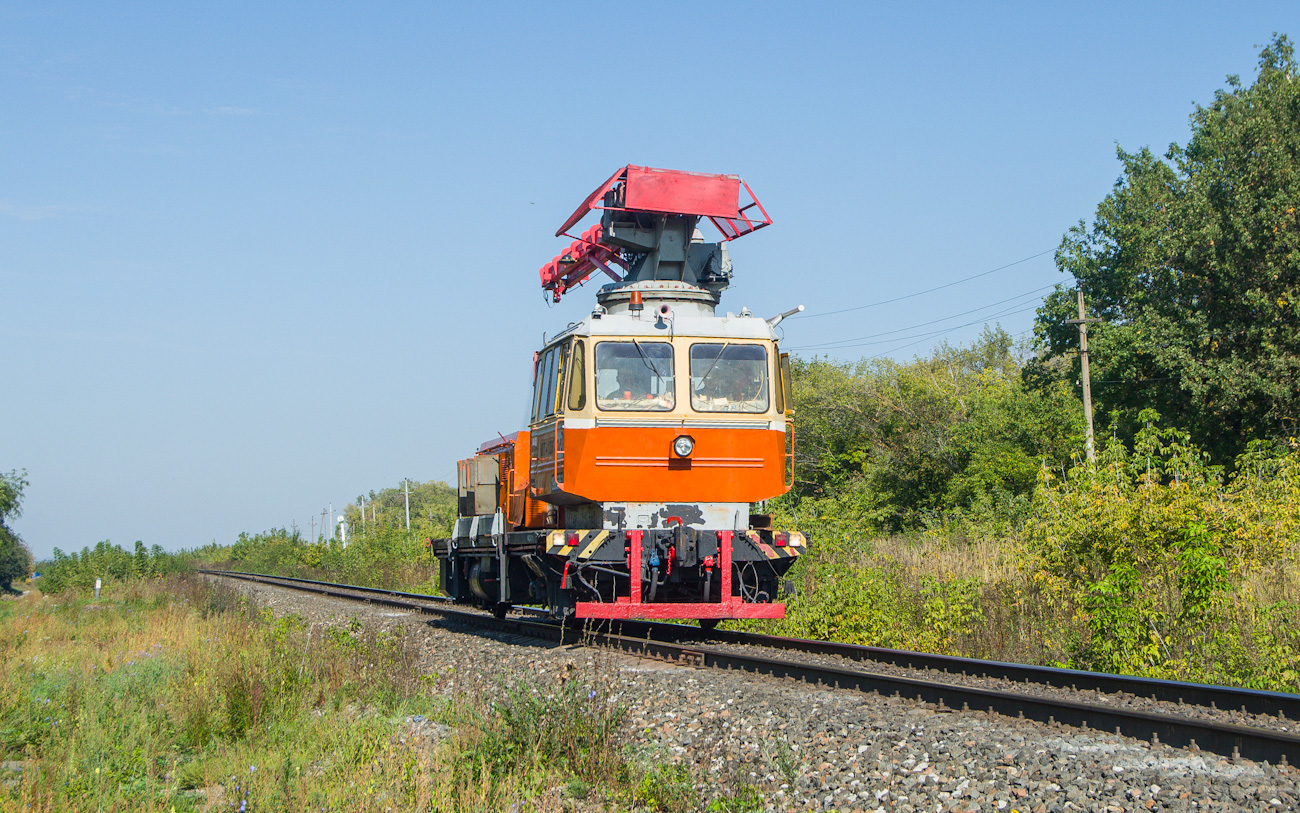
left=746, top=530, right=807, bottom=560
left=544, top=530, right=614, bottom=560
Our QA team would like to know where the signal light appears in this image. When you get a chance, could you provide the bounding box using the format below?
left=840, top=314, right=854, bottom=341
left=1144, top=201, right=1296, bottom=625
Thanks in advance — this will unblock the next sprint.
left=629, top=290, right=644, bottom=313
left=566, top=531, right=579, bottom=546
left=672, top=435, right=694, bottom=457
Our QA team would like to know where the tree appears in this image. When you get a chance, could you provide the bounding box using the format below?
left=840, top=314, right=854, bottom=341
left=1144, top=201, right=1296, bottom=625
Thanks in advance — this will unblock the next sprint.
left=0, top=470, right=32, bottom=591
left=783, top=328, right=1082, bottom=534
left=1037, top=35, right=1300, bottom=462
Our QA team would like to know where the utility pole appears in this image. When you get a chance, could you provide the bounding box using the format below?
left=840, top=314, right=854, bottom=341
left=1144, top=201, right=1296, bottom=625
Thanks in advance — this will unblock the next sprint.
left=310, top=516, right=316, bottom=544
left=321, top=508, right=329, bottom=542
left=1066, top=290, right=1102, bottom=462
left=404, top=480, right=411, bottom=532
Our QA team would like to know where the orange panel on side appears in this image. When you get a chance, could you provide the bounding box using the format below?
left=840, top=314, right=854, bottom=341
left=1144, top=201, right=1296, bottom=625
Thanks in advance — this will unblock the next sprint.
left=560, top=427, right=787, bottom=503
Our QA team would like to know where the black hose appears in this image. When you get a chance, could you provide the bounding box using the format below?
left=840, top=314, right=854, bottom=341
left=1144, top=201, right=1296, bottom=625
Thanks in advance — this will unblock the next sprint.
left=575, top=567, right=603, bottom=603
left=582, top=565, right=630, bottom=579
left=737, top=562, right=760, bottom=602
left=647, top=567, right=659, bottom=601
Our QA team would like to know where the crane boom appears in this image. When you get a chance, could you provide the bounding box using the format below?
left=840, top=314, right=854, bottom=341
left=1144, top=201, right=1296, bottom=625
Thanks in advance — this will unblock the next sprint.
left=538, top=165, right=772, bottom=303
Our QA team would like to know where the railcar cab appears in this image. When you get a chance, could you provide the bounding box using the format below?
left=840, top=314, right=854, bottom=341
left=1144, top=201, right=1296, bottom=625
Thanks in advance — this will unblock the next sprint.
left=526, top=294, right=795, bottom=526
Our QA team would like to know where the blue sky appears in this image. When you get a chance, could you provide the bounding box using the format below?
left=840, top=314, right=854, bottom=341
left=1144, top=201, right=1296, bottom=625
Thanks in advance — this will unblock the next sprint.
left=3, top=2, right=1295, bottom=559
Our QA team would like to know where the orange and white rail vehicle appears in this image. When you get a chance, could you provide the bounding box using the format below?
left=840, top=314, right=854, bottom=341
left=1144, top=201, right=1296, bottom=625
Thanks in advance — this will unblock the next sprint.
left=429, top=165, right=807, bottom=626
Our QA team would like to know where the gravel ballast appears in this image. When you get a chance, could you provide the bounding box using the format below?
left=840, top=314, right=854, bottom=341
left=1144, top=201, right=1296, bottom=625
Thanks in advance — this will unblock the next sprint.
left=215, top=576, right=1300, bottom=812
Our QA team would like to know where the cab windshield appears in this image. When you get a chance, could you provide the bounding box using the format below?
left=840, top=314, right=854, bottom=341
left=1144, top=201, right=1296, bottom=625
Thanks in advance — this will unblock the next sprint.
left=690, top=343, right=769, bottom=413
left=595, top=341, right=675, bottom=411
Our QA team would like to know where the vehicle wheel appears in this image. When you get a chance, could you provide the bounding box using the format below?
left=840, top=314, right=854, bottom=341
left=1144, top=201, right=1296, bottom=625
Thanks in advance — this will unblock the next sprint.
left=698, top=618, right=719, bottom=631
left=491, top=603, right=511, bottom=619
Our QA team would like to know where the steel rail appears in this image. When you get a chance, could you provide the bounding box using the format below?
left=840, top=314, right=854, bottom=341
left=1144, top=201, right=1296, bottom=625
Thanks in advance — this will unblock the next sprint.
left=619, top=622, right=1300, bottom=721
left=199, top=569, right=548, bottom=617
left=201, top=569, right=1300, bottom=765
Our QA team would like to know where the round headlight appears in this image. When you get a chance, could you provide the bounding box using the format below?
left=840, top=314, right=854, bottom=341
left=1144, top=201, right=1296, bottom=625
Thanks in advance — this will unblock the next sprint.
left=673, top=435, right=694, bottom=457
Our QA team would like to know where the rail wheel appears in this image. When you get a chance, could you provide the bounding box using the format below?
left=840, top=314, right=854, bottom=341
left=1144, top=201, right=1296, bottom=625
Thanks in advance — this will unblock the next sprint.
left=698, top=619, right=719, bottom=631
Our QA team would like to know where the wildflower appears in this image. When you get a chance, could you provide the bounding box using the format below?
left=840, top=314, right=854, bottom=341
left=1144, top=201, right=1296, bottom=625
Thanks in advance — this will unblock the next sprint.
left=588, top=690, right=597, bottom=699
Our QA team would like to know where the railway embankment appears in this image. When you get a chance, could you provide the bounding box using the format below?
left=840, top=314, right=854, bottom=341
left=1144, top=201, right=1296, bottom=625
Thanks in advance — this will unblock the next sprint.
left=218, top=574, right=1300, bottom=811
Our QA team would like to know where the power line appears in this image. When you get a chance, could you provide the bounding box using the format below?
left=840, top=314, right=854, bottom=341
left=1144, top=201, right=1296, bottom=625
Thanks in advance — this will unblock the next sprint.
left=787, top=298, right=1044, bottom=352
left=792, top=249, right=1055, bottom=320
left=862, top=305, right=1043, bottom=359
left=786, top=302, right=1040, bottom=356
left=789, top=283, right=1057, bottom=351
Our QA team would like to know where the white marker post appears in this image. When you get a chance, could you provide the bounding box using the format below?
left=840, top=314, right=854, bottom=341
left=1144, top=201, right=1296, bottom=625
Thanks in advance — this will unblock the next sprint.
left=94, top=578, right=102, bottom=600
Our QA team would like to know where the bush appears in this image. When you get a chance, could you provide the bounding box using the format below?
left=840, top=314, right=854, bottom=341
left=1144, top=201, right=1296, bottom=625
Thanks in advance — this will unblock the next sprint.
left=1020, top=412, right=1300, bottom=688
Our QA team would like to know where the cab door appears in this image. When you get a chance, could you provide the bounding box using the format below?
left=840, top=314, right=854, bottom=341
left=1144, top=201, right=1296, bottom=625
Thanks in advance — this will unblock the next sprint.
left=528, top=341, right=568, bottom=496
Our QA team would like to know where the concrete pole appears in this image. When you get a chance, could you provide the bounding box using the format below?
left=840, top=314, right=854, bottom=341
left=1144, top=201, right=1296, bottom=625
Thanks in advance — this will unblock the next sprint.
left=1067, top=290, right=1102, bottom=463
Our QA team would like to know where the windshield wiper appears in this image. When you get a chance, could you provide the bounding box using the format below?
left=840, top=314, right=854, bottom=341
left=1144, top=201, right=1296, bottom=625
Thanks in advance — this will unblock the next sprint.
left=631, top=339, right=666, bottom=378
left=694, top=342, right=731, bottom=392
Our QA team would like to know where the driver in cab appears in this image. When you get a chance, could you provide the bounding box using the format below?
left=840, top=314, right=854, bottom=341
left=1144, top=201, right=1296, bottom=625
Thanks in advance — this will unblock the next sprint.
left=696, top=366, right=759, bottom=411
left=615, top=366, right=673, bottom=409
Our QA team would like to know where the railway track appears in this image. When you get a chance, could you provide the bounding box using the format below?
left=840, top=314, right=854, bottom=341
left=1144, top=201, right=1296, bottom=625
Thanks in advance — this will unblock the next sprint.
left=201, top=568, right=1300, bottom=766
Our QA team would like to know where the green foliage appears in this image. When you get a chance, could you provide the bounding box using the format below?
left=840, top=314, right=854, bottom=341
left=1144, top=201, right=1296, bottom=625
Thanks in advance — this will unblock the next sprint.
left=39, top=540, right=185, bottom=594
left=0, top=575, right=451, bottom=810
left=634, top=764, right=697, bottom=812
left=203, top=480, right=457, bottom=592
left=0, top=469, right=26, bottom=523
left=752, top=536, right=988, bottom=655
left=343, top=479, right=458, bottom=541
left=1021, top=411, right=1300, bottom=687
left=782, top=327, right=1082, bottom=536
left=1038, top=35, right=1300, bottom=461
left=706, top=784, right=763, bottom=813
left=453, top=677, right=624, bottom=786
left=0, top=527, right=30, bottom=593
left=0, top=470, right=31, bottom=592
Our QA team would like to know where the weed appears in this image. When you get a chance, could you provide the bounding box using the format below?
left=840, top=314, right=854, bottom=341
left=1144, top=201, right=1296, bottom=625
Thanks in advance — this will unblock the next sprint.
left=769, top=735, right=799, bottom=786
left=634, top=763, right=696, bottom=812
left=707, top=784, right=763, bottom=812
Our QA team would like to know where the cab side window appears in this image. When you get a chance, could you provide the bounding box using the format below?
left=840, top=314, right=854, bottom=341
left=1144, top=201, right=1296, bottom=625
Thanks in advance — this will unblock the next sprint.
left=531, top=345, right=564, bottom=422
left=531, top=349, right=550, bottom=422
left=567, top=341, right=586, bottom=411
